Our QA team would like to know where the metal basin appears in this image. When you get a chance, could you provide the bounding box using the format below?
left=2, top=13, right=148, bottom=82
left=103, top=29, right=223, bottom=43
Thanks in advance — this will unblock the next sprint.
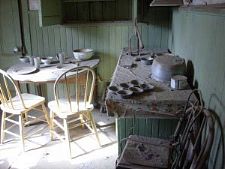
left=151, top=53, right=186, bottom=82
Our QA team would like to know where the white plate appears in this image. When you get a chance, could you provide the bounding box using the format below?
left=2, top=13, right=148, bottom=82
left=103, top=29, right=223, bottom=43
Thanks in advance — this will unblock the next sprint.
left=12, top=65, right=37, bottom=75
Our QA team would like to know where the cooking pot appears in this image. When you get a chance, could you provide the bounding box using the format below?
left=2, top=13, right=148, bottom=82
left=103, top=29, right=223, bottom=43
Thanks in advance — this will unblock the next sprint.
left=151, top=53, right=186, bottom=82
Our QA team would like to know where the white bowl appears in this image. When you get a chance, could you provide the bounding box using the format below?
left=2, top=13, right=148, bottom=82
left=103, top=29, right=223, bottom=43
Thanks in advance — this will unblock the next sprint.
left=19, top=56, right=29, bottom=63
left=41, top=57, right=53, bottom=65
left=73, top=49, right=94, bottom=61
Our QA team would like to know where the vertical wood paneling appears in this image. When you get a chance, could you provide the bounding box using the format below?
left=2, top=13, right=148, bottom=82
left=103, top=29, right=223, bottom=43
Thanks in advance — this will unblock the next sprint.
left=125, top=118, right=134, bottom=136
left=138, top=118, right=146, bottom=136
left=72, top=26, right=79, bottom=50
left=11, top=0, right=21, bottom=48
left=60, top=26, right=67, bottom=54
left=66, top=27, right=73, bottom=57
left=47, top=26, right=56, bottom=56
left=84, top=26, right=91, bottom=48
left=140, top=23, right=148, bottom=49
left=117, top=117, right=178, bottom=154
left=146, top=119, right=153, bottom=136
left=54, top=26, right=61, bottom=53
left=90, top=26, right=97, bottom=50
left=102, top=26, right=110, bottom=81
left=78, top=26, right=85, bottom=49
left=22, top=0, right=32, bottom=55
left=42, top=26, right=50, bottom=56
left=160, top=20, right=169, bottom=49
left=133, top=118, right=139, bottom=135
left=0, top=0, right=21, bottom=54
left=29, top=12, right=38, bottom=55
left=117, top=117, right=126, bottom=154
left=36, top=24, right=44, bottom=56
left=172, top=9, right=225, bottom=169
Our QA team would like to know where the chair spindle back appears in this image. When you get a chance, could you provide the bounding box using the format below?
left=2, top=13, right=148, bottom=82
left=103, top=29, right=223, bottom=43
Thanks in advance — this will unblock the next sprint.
left=53, top=66, right=96, bottom=114
left=0, top=69, right=26, bottom=110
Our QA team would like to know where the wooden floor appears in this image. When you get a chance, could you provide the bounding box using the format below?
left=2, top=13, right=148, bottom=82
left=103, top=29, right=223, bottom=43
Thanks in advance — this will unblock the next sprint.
left=0, top=110, right=117, bottom=169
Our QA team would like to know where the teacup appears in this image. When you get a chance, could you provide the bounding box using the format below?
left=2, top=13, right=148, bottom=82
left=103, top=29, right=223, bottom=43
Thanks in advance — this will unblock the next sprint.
left=19, top=56, right=29, bottom=63
left=41, top=57, right=53, bottom=65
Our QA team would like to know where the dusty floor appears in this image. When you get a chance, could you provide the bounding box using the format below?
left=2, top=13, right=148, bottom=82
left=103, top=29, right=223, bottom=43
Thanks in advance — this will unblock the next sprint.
left=0, top=110, right=117, bottom=169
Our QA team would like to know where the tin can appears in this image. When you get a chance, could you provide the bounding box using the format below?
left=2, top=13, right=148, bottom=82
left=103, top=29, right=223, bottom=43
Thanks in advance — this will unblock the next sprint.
left=171, top=75, right=188, bottom=90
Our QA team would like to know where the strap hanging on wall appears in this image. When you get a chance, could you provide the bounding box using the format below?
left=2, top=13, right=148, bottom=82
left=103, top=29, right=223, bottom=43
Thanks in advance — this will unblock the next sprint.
left=18, top=0, right=27, bottom=56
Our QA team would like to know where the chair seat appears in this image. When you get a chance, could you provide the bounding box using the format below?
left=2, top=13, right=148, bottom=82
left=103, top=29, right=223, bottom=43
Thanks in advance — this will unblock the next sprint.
left=0, top=93, right=45, bottom=114
left=116, top=135, right=171, bottom=169
left=48, top=98, right=94, bottom=118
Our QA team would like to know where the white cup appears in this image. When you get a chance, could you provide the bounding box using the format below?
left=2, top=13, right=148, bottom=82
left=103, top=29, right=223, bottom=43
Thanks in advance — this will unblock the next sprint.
left=34, top=57, right=41, bottom=69
left=57, top=52, right=65, bottom=66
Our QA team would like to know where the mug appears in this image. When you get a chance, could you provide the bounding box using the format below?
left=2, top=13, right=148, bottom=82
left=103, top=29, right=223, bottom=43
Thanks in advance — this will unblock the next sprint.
left=57, top=52, right=65, bottom=66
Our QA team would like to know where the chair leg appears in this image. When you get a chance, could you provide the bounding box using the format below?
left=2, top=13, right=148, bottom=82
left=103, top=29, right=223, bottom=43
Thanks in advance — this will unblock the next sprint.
left=89, top=112, right=101, bottom=146
left=64, top=119, right=72, bottom=158
left=1, top=111, right=6, bottom=144
left=79, top=114, right=85, bottom=128
left=50, top=110, right=55, bottom=141
left=19, top=114, right=25, bottom=152
left=41, top=103, right=50, bottom=126
left=24, top=112, right=28, bottom=122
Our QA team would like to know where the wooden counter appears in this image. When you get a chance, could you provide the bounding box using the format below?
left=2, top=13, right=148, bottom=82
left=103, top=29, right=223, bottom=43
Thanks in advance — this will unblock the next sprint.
left=105, top=48, right=194, bottom=154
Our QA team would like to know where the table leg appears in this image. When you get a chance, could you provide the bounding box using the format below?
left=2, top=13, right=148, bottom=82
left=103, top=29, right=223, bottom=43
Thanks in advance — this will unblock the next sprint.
left=36, top=83, right=48, bottom=106
left=36, top=83, right=43, bottom=96
left=26, top=83, right=30, bottom=93
left=15, top=81, right=30, bottom=94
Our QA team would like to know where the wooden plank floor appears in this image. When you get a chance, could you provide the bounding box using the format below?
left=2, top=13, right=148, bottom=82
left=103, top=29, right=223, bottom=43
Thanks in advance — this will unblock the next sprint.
left=0, top=109, right=117, bottom=169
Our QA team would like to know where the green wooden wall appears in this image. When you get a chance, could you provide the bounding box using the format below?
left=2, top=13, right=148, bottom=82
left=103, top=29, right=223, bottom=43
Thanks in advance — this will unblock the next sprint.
left=117, top=117, right=178, bottom=154
left=0, top=0, right=170, bottom=100
left=0, top=0, right=21, bottom=56
left=171, top=8, right=225, bottom=169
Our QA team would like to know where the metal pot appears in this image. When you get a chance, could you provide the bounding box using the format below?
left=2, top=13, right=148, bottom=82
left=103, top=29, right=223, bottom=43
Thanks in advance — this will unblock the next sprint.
left=151, top=53, right=186, bottom=82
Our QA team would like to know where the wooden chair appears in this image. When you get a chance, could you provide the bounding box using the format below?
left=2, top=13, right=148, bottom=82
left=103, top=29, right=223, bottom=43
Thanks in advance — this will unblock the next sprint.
left=48, top=66, right=100, bottom=158
left=0, top=69, right=50, bottom=152
left=172, top=109, right=214, bottom=169
left=116, top=90, right=215, bottom=169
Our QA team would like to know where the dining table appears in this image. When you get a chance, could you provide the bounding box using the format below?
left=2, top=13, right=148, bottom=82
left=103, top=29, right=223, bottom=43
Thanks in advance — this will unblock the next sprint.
left=7, top=58, right=99, bottom=97
left=7, top=58, right=99, bottom=83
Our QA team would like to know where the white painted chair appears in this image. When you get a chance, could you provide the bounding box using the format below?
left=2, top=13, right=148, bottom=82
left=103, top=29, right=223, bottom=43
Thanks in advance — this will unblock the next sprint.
left=0, top=69, right=50, bottom=152
left=48, top=66, right=100, bottom=158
